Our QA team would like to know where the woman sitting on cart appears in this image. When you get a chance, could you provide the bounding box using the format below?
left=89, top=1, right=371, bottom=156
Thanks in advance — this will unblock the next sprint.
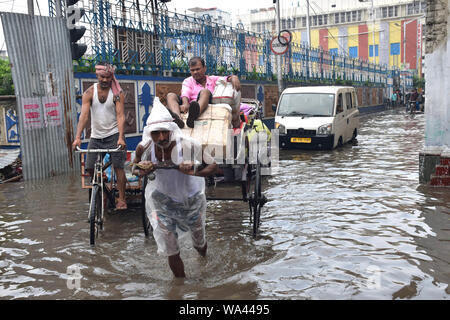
left=134, top=98, right=217, bottom=278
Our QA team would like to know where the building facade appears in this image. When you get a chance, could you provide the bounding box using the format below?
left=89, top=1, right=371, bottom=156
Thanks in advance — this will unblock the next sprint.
left=186, top=7, right=232, bottom=26
left=238, top=0, right=426, bottom=72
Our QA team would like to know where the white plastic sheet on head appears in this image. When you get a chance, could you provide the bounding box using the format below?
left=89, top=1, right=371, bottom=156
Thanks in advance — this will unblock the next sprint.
left=139, top=97, right=183, bottom=150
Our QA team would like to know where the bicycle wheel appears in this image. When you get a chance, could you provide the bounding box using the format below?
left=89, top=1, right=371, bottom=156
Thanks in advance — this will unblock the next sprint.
left=89, top=185, right=102, bottom=246
left=252, top=161, right=262, bottom=237
left=141, top=176, right=152, bottom=237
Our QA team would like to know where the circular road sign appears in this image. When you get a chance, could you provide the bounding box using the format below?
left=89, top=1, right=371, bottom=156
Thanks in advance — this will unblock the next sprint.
left=278, top=29, right=292, bottom=46
left=270, top=36, right=289, bottom=55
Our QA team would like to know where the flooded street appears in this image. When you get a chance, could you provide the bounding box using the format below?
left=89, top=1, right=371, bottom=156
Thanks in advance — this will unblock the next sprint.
left=0, top=108, right=449, bottom=300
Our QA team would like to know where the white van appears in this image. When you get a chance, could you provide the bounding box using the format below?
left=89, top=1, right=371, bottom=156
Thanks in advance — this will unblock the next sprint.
left=274, top=86, right=360, bottom=150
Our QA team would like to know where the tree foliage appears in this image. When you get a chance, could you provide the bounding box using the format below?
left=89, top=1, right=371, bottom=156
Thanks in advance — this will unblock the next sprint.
left=413, top=75, right=425, bottom=90
left=0, top=58, right=14, bottom=95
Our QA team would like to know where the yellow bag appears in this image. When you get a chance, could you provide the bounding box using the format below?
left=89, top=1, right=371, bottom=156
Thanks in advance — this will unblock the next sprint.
left=247, top=119, right=271, bottom=142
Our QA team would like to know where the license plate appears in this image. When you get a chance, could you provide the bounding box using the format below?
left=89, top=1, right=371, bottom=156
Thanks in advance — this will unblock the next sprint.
left=291, top=137, right=311, bottom=143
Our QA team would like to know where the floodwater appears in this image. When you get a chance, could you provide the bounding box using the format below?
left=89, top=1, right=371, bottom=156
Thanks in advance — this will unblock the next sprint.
left=0, top=109, right=449, bottom=300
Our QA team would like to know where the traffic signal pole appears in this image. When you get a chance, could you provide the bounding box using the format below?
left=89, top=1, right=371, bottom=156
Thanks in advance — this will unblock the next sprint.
left=56, top=0, right=62, bottom=18
left=66, top=0, right=87, bottom=60
left=27, top=0, right=34, bottom=16
left=275, top=0, right=282, bottom=94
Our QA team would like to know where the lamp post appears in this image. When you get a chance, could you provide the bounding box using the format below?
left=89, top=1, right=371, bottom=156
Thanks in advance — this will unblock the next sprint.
left=306, top=0, right=311, bottom=46
left=359, top=0, right=376, bottom=62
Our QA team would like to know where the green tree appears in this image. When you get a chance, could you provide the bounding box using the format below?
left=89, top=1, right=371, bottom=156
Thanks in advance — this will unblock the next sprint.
left=413, top=75, right=425, bottom=90
left=0, top=58, right=14, bottom=95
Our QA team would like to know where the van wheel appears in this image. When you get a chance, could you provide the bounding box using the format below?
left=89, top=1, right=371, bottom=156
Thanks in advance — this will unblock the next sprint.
left=337, top=137, right=343, bottom=147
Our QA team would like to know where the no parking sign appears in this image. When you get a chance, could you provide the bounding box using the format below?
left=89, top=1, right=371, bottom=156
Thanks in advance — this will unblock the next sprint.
left=270, top=36, right=289, bottom=55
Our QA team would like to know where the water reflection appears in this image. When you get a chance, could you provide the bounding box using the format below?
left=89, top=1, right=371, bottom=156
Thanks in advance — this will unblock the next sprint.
left=0, top=110, right=448, bottom=299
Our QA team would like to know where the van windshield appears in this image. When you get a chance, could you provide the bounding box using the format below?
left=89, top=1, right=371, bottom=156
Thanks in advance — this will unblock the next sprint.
left=277, top=93, right=335, bottom=117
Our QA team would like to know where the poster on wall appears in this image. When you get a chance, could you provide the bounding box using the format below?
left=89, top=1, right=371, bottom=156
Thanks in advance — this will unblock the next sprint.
left=43, top=96, right=62, bottom=127
left=21, top=97, right=43, bottom=130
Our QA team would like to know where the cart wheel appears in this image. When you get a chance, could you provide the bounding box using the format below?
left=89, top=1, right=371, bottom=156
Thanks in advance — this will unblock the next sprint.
left=141, top=176, right=152, bottom=237
left=89, top=185, right=102, bottom=246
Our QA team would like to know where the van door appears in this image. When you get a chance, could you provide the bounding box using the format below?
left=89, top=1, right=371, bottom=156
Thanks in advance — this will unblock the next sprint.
left=344, top=90, right=354, bottom=142
left=350, top=90, right=359, bottom=139
left=334, top=91, right=346, bottom=147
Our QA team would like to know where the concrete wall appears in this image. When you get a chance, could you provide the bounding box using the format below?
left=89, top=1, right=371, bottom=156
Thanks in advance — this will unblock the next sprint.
left=420, top=0, right=450, bottom=186
left=423, top=0, right=450, bottom=154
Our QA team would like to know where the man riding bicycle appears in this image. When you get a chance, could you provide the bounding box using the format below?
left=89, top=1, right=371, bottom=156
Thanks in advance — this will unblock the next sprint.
left=72, top=62, right=128, bottom=210
left=408, top=88, right=419, bottom=113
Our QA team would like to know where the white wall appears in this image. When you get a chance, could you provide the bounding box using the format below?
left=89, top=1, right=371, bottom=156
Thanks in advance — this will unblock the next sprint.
left=423, top=1, right=450, bottom=156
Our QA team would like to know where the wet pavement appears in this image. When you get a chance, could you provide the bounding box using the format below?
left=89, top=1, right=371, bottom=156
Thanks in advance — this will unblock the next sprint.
left=0, top=108, right=449, bottom=299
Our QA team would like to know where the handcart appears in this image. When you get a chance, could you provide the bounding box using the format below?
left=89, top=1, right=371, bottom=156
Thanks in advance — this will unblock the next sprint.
left=140, top=99, right=271, bottom=238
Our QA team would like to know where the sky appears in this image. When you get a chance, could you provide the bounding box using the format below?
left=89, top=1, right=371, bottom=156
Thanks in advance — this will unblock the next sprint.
left=0, top=0, right=272, bottom=17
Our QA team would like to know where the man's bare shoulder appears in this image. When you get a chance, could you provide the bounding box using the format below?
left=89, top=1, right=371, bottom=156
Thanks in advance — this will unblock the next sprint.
left=83, top=85, right=94, bottom=97
left=82, top=85, right=94, bottom=102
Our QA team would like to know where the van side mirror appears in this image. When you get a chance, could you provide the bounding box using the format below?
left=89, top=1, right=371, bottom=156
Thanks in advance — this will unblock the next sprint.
left=272, top=104, right=277, bottom=112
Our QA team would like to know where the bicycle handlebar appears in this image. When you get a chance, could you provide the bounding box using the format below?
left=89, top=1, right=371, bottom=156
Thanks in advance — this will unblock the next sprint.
left=134, top=161, right=206, bottom=181
left=75, top=146, right=123, bottom=153
left=135, top=162, right=205, bottom=171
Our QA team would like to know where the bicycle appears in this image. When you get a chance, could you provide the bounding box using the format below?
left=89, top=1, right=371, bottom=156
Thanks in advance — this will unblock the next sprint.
left=76, top=146, right=123, bottom=246
left=407, top=100, right=417, bottom=115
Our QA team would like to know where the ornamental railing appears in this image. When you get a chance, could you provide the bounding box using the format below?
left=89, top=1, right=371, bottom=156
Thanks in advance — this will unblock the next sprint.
left=48, top=0, right=413, bottom=87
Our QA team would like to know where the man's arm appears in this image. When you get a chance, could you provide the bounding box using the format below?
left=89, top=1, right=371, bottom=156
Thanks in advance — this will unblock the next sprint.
left=225, top=75, right=242, bottom=128
left=180, top=78, right=192, bottom=113
left=115, top=92, right=126, bottom=149
left=180, top=96, right=190, bottom=113
left=72, top=86, right=93, bottom=150
left=179, top=162, right=217, bottom=177
left=227, top=75, right=241, bottom=92
left=178, top=139, right=217, bottom=177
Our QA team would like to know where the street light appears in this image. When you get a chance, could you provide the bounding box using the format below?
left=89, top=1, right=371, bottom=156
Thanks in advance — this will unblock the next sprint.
left=394, top=15, right=424, bottom=71
left=359, top=0, right=376, bottom=62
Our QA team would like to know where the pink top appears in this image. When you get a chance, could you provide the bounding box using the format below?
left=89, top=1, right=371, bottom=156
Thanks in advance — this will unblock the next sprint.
left=180, top=75, right=227, bottom=102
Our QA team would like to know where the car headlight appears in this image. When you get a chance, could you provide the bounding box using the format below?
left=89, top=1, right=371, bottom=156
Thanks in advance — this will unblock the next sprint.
left=275, top=122, right=286, bottom=135
left=317, top=123, right=332, bottom=135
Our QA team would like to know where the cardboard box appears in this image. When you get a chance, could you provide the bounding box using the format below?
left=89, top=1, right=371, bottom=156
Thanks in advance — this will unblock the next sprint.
left=181, top=104, right=232, bottom=160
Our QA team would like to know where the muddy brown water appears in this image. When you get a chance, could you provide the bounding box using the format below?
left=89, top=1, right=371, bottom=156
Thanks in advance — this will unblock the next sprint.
left=0, top=109, right=449, bottom=299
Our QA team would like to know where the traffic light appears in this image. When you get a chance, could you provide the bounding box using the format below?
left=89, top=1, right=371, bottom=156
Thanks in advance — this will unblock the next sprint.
left=66, top=0, right=87, bottom=60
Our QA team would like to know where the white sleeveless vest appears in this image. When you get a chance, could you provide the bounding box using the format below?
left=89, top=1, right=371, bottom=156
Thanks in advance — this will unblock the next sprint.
left=90, top=83, right=119, bottom=139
